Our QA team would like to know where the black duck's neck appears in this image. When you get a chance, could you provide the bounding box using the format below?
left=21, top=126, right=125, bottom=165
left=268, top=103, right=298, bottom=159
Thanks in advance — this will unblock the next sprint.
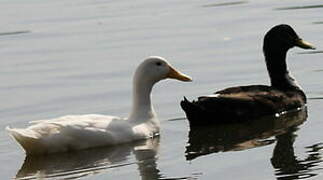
left=264, top=50, right=302, bottom=91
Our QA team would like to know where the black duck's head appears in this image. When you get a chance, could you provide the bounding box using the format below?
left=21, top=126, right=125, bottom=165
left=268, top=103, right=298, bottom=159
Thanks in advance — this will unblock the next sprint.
left=263, top=24, right=315, bottom=54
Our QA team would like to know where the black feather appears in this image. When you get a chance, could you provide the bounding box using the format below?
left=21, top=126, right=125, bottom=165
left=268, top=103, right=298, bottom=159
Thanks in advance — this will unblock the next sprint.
left=181, top=24, right=313, bottom=126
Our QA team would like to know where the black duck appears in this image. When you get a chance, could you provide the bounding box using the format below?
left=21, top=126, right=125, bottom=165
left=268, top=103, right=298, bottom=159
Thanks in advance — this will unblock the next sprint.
left=181, top=24, right=315, bottom=126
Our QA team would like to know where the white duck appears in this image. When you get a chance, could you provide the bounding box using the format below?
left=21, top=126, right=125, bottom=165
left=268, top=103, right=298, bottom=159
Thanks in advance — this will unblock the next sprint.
left=7, top=56, right=192, bottom=155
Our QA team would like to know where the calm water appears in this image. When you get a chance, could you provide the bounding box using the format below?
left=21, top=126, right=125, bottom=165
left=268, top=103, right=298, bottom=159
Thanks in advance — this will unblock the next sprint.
left=1, top=0, right=323, bottom=179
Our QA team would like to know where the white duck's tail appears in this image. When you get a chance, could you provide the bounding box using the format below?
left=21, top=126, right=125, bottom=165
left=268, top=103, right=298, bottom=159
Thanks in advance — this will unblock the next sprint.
left=6, top=126, right=43, bottom=155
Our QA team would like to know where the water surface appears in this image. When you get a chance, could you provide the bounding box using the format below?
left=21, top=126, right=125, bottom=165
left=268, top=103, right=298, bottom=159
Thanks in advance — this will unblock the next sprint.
left=1, top=0, right=323, bottom=179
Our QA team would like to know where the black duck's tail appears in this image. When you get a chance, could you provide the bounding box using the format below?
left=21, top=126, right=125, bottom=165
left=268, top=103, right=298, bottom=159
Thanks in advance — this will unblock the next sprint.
left=180, top=96, right=195, bottom=112
left=180, top=97, right=207, bottom=126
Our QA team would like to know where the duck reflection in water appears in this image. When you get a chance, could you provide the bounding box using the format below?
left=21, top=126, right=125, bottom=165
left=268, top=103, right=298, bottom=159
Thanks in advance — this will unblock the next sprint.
left=186, top=108, right=323, bottom=179
left=272, top=128, right=323, bottom=179
left=186, top=108, right=308, bottom=160
left=15, top=137, right=161, bottom=180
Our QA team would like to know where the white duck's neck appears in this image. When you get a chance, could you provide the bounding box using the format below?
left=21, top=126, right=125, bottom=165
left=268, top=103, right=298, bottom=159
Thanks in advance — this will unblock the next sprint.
left=128, top=75, right=158, bottom=124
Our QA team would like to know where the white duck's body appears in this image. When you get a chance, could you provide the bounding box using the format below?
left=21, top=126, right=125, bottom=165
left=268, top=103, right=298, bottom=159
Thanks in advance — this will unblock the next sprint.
left=7, top=114, right=156, bottom=154
left=7, top=56, right=191, bottom=155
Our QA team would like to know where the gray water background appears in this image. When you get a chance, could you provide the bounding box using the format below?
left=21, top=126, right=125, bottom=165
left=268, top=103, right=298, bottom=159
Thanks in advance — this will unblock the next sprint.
left=1, top=0, right=323, bottom=179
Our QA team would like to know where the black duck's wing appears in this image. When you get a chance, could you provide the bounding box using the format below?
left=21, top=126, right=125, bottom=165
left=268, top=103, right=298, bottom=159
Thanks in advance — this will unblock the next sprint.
left=215, top=85, right=273, bottom=95
left=215, top=85, right=304, bottom=110
left=181, top=85, right=304, bottom=125
left=205, top=85, right=299, bottom=113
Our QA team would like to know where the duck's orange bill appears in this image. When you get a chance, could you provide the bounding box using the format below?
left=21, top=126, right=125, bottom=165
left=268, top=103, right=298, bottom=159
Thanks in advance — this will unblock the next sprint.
left=167, top=66, right=192, bottom=82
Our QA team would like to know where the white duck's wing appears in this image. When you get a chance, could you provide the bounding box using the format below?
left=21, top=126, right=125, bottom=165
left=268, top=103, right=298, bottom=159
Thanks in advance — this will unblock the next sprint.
left=29, top=114, right=119, bottom=124
left=7, top=114, right=135, bottom=155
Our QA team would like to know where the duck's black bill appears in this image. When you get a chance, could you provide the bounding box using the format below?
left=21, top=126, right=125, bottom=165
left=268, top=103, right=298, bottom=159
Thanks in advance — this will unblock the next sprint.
left=295, top=39, right=316, bottom=50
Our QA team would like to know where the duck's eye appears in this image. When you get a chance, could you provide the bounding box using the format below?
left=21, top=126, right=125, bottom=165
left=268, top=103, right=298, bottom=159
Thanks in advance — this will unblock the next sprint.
left=156, top=62, right=162, bottom=66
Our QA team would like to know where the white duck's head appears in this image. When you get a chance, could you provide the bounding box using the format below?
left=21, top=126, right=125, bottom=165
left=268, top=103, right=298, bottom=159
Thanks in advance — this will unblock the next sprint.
left=133, top=56, right=192, bottom=84
left=130, top=56, right=192, bottom=123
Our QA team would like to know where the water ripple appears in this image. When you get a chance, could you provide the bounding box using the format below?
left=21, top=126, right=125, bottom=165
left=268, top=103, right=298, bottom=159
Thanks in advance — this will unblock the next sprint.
left=275, top=4, right=323, bottom=10
left=0, top=30, right=30, bottom=36
left=202, top=1, right=248, bottom=8
left=297, top=51, right=323, bottom=55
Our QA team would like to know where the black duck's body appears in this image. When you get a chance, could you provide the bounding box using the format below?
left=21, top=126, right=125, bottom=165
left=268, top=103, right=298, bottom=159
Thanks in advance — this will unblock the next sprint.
left=181, top=24, right=315, bottom=126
